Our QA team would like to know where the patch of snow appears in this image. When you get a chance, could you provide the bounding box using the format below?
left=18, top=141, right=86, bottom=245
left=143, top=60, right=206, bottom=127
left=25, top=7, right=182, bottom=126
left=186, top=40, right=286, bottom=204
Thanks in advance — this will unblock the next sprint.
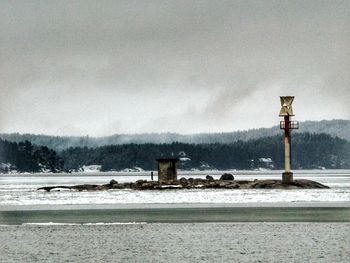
left=160, top=185, right=183, bottom=188
left=255, top=168, right=269, bottom=171
left=259, top=158, right=273, bottom=163
left=178, top=151, right=187, bottom=157
left=0, top=163, right=17, bottom=173
left=257, top=158, right=274, bottom=169
left=0, top=163, right=12, bottom=169
left=121, top=167, right=144, bottom=172
left=81, top=165, right=102, bottom=173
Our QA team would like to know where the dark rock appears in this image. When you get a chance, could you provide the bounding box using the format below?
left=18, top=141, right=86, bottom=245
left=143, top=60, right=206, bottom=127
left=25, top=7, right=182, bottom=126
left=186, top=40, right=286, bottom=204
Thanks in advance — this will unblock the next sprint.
left=293, top=179, right=329, bottom=189
left=219, top=181, right=230, bottom=187
left=72, top=184, right=99, bottom=191
left=220, top=173, right=234, bottom=181
left=179, top=177, right=188, bottom=183
left=37, top=178, right=329, bottom=191
left=236, top=180, right=250, bottom=184
left=37, top=186, right=69, bottom=192
left=136, top=179, right=146, bottom=185
left=193, top=178, right=205, bottom=184
left=225, top=183, right=240, bottom=189
left=179, top=177, right=188, bottom=186
left=37, top=184, right=99, bottom=192
left=251, top=180, right=280, bottom=189
left=207, top=181, right=220, bottom=188
left=95, top=185, right=108, bottom=190
left=141, top=182, right=154, bottom=189
left=111, top=184, right=125, bottom=189
left=206, top=175, right=214, bottom=181
left=109, top=179, right=118, bottom=185
left=123, top=183, right=132, bottom=188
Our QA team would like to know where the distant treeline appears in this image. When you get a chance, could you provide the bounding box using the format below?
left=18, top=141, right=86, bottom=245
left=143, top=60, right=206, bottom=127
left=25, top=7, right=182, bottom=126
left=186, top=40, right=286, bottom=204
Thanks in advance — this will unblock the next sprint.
left=1, top=133, right=349, bottom=173
left=0, top=139, right=64, bottom=173
left=1, top=119, right=349, bottom=151
left=61, top=133, right=350, bottom=171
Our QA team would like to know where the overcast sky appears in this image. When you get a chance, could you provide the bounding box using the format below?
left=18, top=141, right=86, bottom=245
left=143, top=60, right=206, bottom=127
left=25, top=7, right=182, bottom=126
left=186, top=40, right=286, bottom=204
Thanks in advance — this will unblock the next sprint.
left=0, top=0, right=349, bottom=136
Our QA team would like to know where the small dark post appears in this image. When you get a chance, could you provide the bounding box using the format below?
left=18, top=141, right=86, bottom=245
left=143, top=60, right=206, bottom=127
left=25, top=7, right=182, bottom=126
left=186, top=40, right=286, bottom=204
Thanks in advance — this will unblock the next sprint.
left=151, top=171, right=154, bottom=181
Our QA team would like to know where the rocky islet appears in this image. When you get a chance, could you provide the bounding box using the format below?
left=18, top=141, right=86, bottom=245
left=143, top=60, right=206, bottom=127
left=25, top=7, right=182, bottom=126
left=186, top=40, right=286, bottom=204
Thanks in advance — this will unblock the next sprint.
left=37, top=173, right=329, bottom=192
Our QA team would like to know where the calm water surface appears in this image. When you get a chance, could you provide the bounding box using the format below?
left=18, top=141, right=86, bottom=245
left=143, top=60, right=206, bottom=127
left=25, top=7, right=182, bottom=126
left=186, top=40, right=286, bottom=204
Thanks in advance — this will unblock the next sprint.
left=1, top=170, right=350, bottom=205
left=1, top=170, right=350, bottom=263
left=0, top=170, right=350, bottom=224
left=1, top=223, right=350, bottom=263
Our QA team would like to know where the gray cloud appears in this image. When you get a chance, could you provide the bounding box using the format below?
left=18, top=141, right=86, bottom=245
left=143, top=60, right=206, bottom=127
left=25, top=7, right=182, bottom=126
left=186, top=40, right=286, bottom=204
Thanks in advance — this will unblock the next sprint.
left=0, top=0, right=349, bottom=135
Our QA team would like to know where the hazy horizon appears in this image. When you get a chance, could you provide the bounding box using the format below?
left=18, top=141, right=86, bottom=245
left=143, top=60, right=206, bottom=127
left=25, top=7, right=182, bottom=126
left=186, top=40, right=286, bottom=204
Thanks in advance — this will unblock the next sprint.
left=0, top=118, right=348, bottom=138
left=1, top=1, right=349, bottom=136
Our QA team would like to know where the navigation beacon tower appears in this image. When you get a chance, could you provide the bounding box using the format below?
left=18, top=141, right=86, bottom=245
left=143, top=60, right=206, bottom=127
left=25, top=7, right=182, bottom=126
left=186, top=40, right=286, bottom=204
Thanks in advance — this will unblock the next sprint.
left=279, top=96, right=299, bottom=184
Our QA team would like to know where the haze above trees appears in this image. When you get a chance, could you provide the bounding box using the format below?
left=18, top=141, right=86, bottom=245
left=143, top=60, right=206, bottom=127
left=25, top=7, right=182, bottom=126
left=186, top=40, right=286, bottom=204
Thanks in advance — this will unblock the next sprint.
left=1, top=120, right=349, bottom=152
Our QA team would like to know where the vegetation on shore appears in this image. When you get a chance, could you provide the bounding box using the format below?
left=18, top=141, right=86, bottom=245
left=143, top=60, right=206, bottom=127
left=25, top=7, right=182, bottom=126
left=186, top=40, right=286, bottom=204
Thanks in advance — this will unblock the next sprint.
left=1, top=119, right=349, bottom=151
left=0, top=139, right=64, bottom=173
left=61, top=133, right=350, bottom=171
left=1, top=132, right=349, bottom=173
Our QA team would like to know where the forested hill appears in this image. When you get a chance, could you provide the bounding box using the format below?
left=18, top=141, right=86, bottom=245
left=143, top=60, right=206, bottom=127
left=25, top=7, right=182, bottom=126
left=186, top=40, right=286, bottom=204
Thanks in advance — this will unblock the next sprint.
left=0, top=139, right=64, bottom=173
left=61, top=133, right=350, bottom=171
left=1, top=133, right=349, bottom=173
left=0, top=119, right=349, bottom=151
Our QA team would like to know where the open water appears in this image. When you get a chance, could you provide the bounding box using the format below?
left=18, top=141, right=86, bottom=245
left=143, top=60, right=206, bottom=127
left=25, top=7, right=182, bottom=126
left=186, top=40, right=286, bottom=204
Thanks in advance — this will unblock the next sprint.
left=0, top=170, right=349, bottom=262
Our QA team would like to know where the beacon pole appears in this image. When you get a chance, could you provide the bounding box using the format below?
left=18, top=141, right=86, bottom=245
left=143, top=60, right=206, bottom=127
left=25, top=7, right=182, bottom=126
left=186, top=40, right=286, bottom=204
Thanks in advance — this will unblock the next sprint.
left=279, top=96, right=298, bottom=184
left=283, top=115, right=291, bottom=181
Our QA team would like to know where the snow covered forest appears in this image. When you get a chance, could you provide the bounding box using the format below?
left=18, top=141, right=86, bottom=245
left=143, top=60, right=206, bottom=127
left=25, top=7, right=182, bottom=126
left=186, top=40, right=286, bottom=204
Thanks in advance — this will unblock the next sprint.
left=1, top=131, right=349, bottom=173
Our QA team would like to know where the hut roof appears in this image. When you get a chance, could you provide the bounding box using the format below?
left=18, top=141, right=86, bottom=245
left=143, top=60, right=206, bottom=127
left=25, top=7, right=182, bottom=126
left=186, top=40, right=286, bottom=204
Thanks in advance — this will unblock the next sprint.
left=156, top=158, right=179, bottom=162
